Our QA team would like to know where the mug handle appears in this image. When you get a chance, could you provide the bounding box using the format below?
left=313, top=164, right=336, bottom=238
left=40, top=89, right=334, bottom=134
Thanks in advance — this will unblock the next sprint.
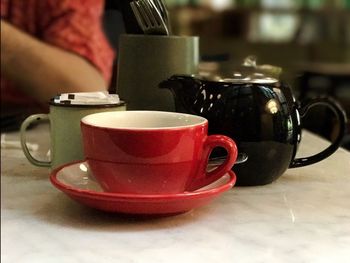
left=290, top=97, right=347, bottom=168
left=20, top=114, right=51, bottom=167
left=186, top=135, right=238, bottom=191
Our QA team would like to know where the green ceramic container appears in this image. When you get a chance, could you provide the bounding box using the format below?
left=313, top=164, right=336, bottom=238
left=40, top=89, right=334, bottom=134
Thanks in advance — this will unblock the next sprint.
left=20, top=101, right=126, bottom=169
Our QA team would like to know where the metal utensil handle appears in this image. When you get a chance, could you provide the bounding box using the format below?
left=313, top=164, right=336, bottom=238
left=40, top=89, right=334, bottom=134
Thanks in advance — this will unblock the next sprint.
left=130, top=1, right=147, bottom=33
left=130, top=0, right=169, bottom=35
left=152, top=0, right=172, bottom=34
left=209, top=152, right=248, bottom=166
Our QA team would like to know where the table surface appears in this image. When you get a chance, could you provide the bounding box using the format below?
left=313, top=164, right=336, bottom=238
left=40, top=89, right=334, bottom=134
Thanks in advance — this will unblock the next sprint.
left=1, top=126, right=350, bottom=263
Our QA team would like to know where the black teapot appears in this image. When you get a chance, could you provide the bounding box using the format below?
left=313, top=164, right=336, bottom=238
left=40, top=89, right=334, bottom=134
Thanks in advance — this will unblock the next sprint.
left=159, top=72, right=347, bottom=186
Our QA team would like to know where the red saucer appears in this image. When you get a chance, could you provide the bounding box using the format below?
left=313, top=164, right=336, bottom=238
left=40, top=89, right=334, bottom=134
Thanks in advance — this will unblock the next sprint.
left=50, top=161, right=236, bottom=216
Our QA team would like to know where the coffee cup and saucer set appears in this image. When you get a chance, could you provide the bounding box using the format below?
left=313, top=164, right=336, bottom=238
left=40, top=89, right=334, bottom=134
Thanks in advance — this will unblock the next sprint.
left=50, top=110, right=239, bottom=216
left=21, top=98, right=239, bottom=216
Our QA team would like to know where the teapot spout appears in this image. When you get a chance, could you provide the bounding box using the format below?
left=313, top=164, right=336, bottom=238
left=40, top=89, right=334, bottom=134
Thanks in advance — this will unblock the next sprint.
left=159, top=75, right=199, bottom=114
left=158, top=77, right=182, bottom=93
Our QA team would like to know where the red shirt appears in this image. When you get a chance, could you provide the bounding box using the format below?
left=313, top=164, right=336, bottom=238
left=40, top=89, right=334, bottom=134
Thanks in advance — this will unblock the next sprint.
left=1, top=0, right=115, bottom=110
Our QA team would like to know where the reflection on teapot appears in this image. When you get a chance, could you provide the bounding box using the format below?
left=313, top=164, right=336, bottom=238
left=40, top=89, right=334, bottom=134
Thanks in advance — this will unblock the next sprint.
left=159, top=73, right=347, bottom=186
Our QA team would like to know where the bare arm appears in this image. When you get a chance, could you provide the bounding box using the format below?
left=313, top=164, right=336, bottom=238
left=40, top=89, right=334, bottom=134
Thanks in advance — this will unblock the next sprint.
left=1, top=20, right=108, bottom=103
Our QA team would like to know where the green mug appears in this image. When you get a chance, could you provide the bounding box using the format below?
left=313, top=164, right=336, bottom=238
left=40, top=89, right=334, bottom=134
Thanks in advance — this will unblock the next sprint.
left=20, top=100, right=126, bottom=169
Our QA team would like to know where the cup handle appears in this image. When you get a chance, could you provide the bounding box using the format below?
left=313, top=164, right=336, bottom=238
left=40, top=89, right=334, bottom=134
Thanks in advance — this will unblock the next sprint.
left=290, top=97, right=347, bottom=168
left=20, top=114, right=51, bottom=167
left=186, top=135, right=238, bottom=191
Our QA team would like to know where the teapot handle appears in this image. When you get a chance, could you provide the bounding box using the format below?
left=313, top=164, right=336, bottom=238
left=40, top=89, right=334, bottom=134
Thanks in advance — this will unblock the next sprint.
left=290, top=97, right=347, bottom=168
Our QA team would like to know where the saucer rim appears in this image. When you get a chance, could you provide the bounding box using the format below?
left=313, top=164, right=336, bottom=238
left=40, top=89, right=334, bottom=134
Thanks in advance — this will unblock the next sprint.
left=50, top=160, right=236, bottom=201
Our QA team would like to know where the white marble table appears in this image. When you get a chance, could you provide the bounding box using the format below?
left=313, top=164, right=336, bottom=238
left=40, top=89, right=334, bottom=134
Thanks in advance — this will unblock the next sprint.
left=1, top=127, right=350, bottom=263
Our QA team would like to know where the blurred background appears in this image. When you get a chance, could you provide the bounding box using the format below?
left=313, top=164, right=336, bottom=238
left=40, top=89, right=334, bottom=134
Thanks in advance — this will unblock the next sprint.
left=104, top=0, right=350, bottom=149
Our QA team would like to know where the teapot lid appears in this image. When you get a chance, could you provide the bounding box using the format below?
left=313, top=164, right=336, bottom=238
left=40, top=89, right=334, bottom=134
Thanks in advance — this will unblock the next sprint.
left=221, top=72, right=278, bottom=84
left=198, top=56, right=280, bottom=85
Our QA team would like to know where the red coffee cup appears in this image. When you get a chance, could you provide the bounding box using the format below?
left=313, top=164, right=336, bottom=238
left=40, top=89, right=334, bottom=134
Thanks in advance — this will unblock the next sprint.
left=81, top=111, right=237, bottom=194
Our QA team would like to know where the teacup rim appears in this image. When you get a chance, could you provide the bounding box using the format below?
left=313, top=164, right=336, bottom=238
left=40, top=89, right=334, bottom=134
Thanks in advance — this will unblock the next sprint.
left=80, top=110, right=208, bottom=131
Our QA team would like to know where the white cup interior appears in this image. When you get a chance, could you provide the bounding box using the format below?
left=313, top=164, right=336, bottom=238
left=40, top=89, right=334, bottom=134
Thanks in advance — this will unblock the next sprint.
left=81, top=111, right=207, bottom=130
